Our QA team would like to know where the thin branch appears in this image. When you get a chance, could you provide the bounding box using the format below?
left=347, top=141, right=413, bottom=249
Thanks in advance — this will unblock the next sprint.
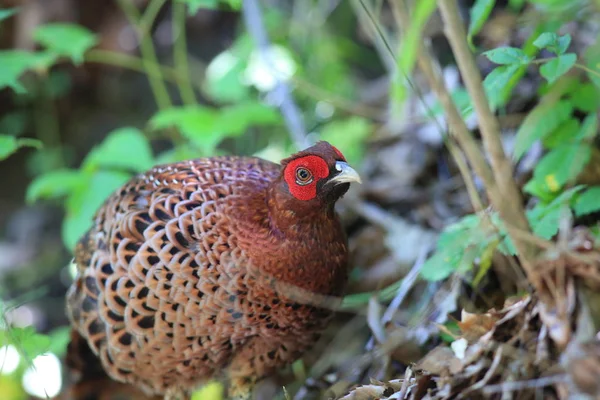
left=116, top=0, right=172, bottom=110
left=437, top=0, right=537, bottom=272
left=173, top=2, right=197, bottom=105
left=241, top=0, right=309, bottom=150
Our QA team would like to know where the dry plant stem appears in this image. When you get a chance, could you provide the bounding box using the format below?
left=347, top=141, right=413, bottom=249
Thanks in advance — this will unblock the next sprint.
left=437, top=0, right=537, bottom=272
left=390, top=0, right=487, bottom=212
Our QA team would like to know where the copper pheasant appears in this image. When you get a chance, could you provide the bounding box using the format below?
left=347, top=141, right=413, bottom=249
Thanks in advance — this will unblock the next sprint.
left=65, top=141, right=361, bottom=399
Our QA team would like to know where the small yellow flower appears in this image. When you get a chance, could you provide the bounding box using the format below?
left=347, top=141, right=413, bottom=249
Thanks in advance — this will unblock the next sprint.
left=545, top=174, right=560, bottom=192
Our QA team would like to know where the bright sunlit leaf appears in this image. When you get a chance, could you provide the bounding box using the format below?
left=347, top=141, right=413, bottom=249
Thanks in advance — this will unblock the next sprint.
left=82, top=127, right=154, bottom=173
left=539, top=53, right=576, bottom=84
left=0, top=135, right=42, bottom=161
left=26, top=169, right=83, bottom=204
left=483, top=47, right=531, bottom=65
left=513, top=99, right=573, bottom=160
left=33, top=23, right=98, bottom=65
left=574, top=186, right=600, bottom=217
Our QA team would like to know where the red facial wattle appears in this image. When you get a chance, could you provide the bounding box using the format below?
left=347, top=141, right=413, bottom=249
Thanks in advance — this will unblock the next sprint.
left=284, top=155, right=329, bottom=201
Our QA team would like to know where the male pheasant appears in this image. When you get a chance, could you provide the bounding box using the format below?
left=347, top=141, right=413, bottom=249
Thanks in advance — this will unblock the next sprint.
left=65, top=141, right=361, bottom=399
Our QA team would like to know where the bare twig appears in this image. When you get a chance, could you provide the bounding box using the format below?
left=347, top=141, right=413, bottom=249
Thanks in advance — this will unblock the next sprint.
left=116, top=0, right=172, bottom=110
left=173, top=1, right=197, bottom=105
left=437, top=0, right=536, bottom=271
left=241, top=0, right=309, bottom=150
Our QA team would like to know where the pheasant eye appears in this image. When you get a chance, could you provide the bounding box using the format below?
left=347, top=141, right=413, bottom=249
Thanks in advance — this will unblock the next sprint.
left=295, top=167, right=313, bottom=185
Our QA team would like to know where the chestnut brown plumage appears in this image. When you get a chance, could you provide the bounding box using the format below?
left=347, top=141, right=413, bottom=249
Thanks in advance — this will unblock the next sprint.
left=65, top=141, right=360, bottom=399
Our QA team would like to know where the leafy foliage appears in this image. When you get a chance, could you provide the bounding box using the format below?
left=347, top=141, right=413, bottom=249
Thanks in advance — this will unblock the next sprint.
left=33, top=23, right=98, bottom=65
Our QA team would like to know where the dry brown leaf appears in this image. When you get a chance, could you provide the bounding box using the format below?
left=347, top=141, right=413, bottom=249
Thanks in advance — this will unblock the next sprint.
left=457, top=309, right=498, bottom=341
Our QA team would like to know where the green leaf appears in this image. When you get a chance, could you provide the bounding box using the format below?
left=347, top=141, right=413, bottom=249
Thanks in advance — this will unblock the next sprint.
left=420, top=215, right=499, bottom=282
left=577, top=113, right=598, bottom=141
left=5, top=327, right=51, bottom=360
left=526, top=186, right=583, bottom=239
left=533, top=32, right=571, bottom=54
left=574, top=186, right=600, bottom=216
left=150, top=104, right=280, bottom=154
left=533, top=144, right=591, bottom=191
left=483, top=64, right=520, bottom=110
left=0, top=8, right=18, bottom=24
left=0, top=135, right=42, bottom=160
left=204, top=50, right=250, bottom=103
left=483, top=47, right=531, bottom=65
left=216, top=103, right=281, bottom=136
left=63, top=170, right=131, bottom=250
left=319, top=117, right=372, bottom=165
left=83, top=128, right=154, bottom=173
left=539, top=54, right=576, bottom=84
left=33, top=23, right=98, bottom=64
left=543, top=118, right=579, bottom=148
left=514, top=99, right=573, bottom=160
left=570, top=83, right=600, bottom=112
left=26, top=169, right=83, bottom=203
left=47, top=326, right=71, bottom=357
left=0, top=50, right=38, bottom=93
left=468, top=0, right=496, bottom=47
left=584, top=40, right=600, bottom=89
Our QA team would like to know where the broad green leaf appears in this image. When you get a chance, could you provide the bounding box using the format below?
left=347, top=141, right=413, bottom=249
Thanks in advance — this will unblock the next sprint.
left=151, top=104, right=279, bottom=154
left=531, top=205, right=563, bottom=239
left=523, top=178, right=555, bottom=202
left=483, top=64, right=520, bottom=110
left=205, top=50, right=250, bottom=103
left=574, top=186, right=600, bottom=216
left=483, top=47, right=531, bottom=65
left=420, top=250, right=461, bottom=281
left=83, top=127, right=154, bottom=173
left=63, top=170, right=131, bottom=250
left=584, top=40, right=600, bottom=89
left=533, top=144, right=591, bottom=191
left=514, top=99, right=573, bottom=160
left=47, top=326, right=71, bottom=357
left=420, top=214, right=497, bottom=281
left=33, top=23, right=98, bottom=64
left=320, top=117, right=372, bottom=165
left=26, top=169, right=83, bottom=203
left=577, top=113, right=598, bottom=141
left=0, top=50, right=38, bottom=93
left=533, top=32, right=571, bottom=54
left=542, top=118, right=579, bottom=148
left=4, top=327, right=51, bottom=359
left=539, top=54, right=576, bottom=84
left=526, top=186, right=583, bottom=239
left=216, top=103, right=281, bottom=136
left=0, top=8, right=18, bottom=24
left=468, top=0, right=496, bottom=47
left=0, top=135, right=41, bottom=160
left=0, top=135, right=19, bottom=160
left=151, top=106, right=218, bottom=154
left=570, top=83, right=600, bottom=112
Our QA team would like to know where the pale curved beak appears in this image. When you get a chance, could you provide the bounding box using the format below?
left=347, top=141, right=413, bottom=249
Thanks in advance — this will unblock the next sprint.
left=329, top=161, right=362, bottom=185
